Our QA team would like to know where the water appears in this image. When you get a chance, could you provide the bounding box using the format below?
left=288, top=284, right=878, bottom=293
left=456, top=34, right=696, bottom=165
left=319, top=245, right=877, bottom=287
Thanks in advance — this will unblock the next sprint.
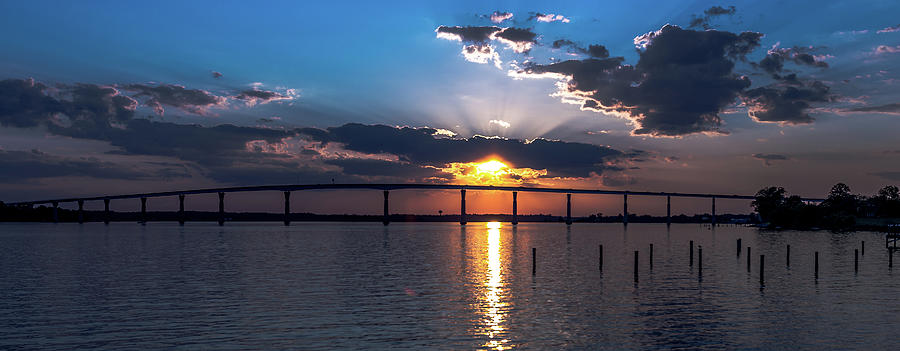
left=1, top=222, right=898, bottom=350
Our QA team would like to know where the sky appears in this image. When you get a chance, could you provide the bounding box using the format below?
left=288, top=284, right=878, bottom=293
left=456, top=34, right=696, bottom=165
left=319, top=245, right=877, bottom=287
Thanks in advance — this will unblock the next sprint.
left=1, top=0, right=899, bottom=216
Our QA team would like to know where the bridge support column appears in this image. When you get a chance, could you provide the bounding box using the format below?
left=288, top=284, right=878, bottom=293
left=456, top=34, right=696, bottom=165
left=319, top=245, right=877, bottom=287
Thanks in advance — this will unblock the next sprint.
left=382, top=190, right=389, bottom=226
left=140, top=197, right=147, bottom=225
left=512, top=191, right=518, bottom=225
left=218, top=192, right=225, bottom=226
left=104, top=198, right=110, bottom=225
left=77, top=200, right=84, bottom=224
left=623, top=193, right=628, bottom=225
left=711, top=197, right=716, bottom=226
left=460, top=189, right=466, bottom=225
left=566, top=194, right=572, bottom=225
left=52, top=201, right=58, bottom=223
left=283, top=192, right=291, bottom=226
left=178, top=194, right=185, bottom=225
left=666, top=195, right=671, bottom=226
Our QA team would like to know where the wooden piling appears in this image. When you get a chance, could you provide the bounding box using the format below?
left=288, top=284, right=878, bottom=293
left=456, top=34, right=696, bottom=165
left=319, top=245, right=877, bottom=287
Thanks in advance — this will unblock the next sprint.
left=599, top=244, right=603, bottom=271
left=815, top=251, right=819, bottom=278
left=698, top=246, right=703, bottom=274
left=760, top=255, right=765, bottom=285
left=747, top=247, right=751, bottom=272
left=855, top=249, right=859, bottom=272
left=737, top=238, right=742, bottom=256
left=787, top=245, right=790, bottom=267
left=890, top=249, right=893, bottom=268
left=650, top=244, right=654, bottom=269
left=634, top=250, right=639, bottom=282
left=689, top=240, right=694, bottom=266
left=532, top=248, right=536, bottom=275
left=862, top=241, right=865, bottom=256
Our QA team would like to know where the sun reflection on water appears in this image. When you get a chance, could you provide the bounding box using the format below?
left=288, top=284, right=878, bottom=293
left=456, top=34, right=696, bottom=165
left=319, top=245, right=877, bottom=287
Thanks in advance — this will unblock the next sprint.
left=481, top=221, right=510, bottom=349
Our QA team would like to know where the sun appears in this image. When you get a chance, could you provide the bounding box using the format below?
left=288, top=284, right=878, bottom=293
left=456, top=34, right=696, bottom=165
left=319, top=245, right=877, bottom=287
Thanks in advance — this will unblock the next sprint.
left=475, top=160, right=508, bottom=176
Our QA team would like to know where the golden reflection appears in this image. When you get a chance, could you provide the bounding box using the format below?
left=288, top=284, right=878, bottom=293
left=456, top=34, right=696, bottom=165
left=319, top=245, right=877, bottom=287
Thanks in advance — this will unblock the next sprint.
left=481, top=221, right=510, bottom=349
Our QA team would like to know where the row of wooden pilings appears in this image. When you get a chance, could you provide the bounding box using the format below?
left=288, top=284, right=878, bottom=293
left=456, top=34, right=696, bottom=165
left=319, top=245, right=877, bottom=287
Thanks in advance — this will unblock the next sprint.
left=50, top=189, right=721, bottom=226
left=530, top=239, right=888, bottom=286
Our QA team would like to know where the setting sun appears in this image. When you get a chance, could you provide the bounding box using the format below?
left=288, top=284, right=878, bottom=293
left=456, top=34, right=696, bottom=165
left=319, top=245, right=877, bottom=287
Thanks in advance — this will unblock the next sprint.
left=476, top=160, right=509, bottom=176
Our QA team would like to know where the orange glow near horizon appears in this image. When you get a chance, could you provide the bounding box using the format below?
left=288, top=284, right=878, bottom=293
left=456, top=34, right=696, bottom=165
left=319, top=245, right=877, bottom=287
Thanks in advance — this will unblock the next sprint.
left=440, top=158, right=548, bottom=186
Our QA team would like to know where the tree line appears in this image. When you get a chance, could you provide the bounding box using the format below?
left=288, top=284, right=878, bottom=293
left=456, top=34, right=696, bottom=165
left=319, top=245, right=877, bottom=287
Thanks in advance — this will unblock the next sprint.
left=752, top=183, right=900, bottom=230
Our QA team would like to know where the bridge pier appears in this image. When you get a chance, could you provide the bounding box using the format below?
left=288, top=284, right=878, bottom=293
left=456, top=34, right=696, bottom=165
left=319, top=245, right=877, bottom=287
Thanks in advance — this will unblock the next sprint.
left=711, top=197, right=716, bottom=226
left=460, top=189, right=466, bottom=225
left=283, top=191, right=290, bottom=226
left=565, top=193, right=572, bottom=225
left=512, top=191, right=518, bottom=225
left=623, top=192, right=628, bottom=225
left=218, top=192, right=225, bottom=226
left=140, top=197, right=147, bottom=225
left=382, top=190, right=389, bottom=226
left=666, top=195, right=671, bottom=226
left=104, top=198, right=110, bottom=225
left=77, top=200, right=84, bottom=224
left=178, top=194, right=186, bottom=225
left=52, top=201, right=58, bottom=223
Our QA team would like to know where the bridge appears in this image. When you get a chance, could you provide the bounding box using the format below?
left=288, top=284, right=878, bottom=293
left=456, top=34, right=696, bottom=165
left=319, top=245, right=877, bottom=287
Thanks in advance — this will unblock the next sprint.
left=4, top=183, right=825, bottom=226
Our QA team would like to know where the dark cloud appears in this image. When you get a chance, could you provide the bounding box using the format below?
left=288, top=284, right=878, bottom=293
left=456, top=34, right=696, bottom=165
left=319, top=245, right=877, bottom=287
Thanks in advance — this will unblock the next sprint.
left=299, top=123, right=628, bottom=177
left=689, top=5, right=736, bottom=29
left=324, top=158, right=446, bottom=179
left=848, top=103, right=900, bottom=114
left=493, top=27, right=536, bottom=44
left=870, top=171, right=900, bottom=181
left=752, top=153, right=790, bottom=166
left=0, top=78, right=66, bottom=127
left=122, top=83, right=226, bottom=116
left=518, top=25, right=761, bottom=136
left=435, top=25, right=500, bottom=43
left=551, top=40, right=609, bottom=58
left=742, top=80, right=834, bottom=124
left=0, top=149, right=147, bottom=183
left=754, top=46, right=829, bottom=78
left=233, top=88, right=294, bottom=106
left=212, top=71, right=223, bottom=79
left=0, top=78, right=138, bottom=129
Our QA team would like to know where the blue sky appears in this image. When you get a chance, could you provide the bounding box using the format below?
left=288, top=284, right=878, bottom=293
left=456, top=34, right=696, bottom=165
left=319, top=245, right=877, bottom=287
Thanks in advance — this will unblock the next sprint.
left=1, top=0, right=899, bottom=214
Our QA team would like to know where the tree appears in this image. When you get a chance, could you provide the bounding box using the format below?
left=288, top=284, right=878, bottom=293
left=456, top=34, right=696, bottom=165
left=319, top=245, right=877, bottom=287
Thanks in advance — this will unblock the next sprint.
left=752, top=186, right=785, bottom=222
left=878, top=185, right=899, bottom=201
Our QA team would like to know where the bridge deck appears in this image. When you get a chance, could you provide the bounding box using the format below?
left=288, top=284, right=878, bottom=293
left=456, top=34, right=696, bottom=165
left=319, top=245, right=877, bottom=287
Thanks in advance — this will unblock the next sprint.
left=4, top=183, right=824, bottom=206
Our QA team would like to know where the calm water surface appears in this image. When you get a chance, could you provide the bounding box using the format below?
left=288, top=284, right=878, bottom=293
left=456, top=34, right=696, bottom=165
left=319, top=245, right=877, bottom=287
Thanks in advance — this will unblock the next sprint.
left=1, top=222, right=898, bottom=350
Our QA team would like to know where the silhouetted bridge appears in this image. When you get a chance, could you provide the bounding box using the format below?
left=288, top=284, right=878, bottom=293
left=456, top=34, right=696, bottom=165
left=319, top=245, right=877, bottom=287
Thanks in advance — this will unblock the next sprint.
left=5, top=183, right=825, bottom=226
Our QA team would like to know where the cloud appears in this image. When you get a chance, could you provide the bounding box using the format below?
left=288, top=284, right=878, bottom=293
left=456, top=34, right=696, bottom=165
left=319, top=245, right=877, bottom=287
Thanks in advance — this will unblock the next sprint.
left=122, top=83, right=226, bottom=116
left=847, top=103, right=900, bottom=114
left=493, top=27, right=538, bottom=53
left=871, top=171, right=900, bottom=181
left=0, top=78, right=138, bottom=129
left=752, top=153, right=789, bottom=166
left=233, top=87, right=297, bottom=107
left=530, top=13, right=570, bottom=23
left=212, top=71, right=223, bottom=79
left=688, top=5, right=736, bottom=29
left=436, top=25, right=537, bottom=65
left=872, top=45, right=900, bottom=56
left=551, top=40, right=609, bottom=58
left=514, top=25, right=762, bottom=136
left=488, top=119, right=510, bottom=128
left=755, top=45, right=829, bottom=76
left=742, top=80, right=835, bottom=124
left=299, top=123, right=630, bottom=177
left=487, top=11, right=513, bottom=24
left=0, top=149, right=150, bottom=183
left=435, top=25, right=499, bottom=43
left=877, top=24, right=900, bottom=34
